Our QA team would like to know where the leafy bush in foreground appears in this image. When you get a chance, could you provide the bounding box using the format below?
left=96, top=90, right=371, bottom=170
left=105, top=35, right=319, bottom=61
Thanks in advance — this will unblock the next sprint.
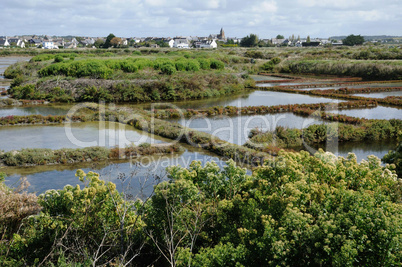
left=2, top=151, right=401, bottom=265
left=146, top=152, right=401, bottom=266
left=383, top=132, right=402, bottom=177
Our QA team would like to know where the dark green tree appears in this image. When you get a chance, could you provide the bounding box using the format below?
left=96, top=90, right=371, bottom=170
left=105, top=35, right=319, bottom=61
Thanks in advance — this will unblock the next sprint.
left=240, top=34, right=258, bottom=47
left=276, top=34, right=284, bottom=39
left=103, top=33, right=116, bottom=48
left=343, top=34, right=365, bottom=46
left=156, top=40, right=170, bottom=47
left=94, top=39, right=105, bottom=48
left=226, top=39, right=235, bottom=45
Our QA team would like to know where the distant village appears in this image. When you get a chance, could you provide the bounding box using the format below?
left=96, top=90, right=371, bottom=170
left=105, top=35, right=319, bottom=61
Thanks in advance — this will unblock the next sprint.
left=0, top=29, right=400, bottom=49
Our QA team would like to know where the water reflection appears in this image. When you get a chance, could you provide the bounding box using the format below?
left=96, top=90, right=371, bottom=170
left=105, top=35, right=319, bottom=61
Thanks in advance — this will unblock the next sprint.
left=0, top=57, right=30, bottom=73
left=352, top=90, right=402, bottom=99
left=337, top=106, right=402, bottom=120
left=0, top=122, right=167, bottom=151
left=131, top=90, right=343, bottom=110
left=309, top=139, right=396, bottom=163
left=250, top=75, right=291, bottom=81
left=3, top=149, right=227, bottom=196
left=172, top=112, right=325, bottom=145
left=300, top=83, right=402, bottom=91
left=0, top=105, right=70, bottom=117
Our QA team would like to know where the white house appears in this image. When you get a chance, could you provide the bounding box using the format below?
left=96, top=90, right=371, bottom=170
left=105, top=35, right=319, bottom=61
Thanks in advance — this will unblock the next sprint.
left=64, top=42, right=77, bottom=49
left=173, top=38, right=190, bottom=48
left=165, top=39, right=174, bottom=48
left=0, top=37, right=10, bottom=47
left=29, top=38, right=42, bottom=47
left=199, top=40, right=217, bottom=49
left=42, top=41, right=57, bottom=49
left=8, top=38, right=25, bottom=48
left=271, top=38, right=286, bottom=45
left=80, top=38, right=95, bottom=47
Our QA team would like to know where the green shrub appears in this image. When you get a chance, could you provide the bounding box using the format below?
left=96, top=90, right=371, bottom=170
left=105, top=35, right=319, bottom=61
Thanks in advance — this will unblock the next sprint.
left=261, top=61, right=274, bottom=71
left=30, top=54, right=55, bottom=62
left=210, top=59, right=224, bottom=70
left=138, top=142, right=151, bottom=148
left=175, top=60, right=187, bottom=71
left=197, top=58, right=211, bottom=69
left=271, top=57, right=281, bottom=64
left=121, top=61, right=138, bottom=72
left=10, top=74, right=24, bottom=87
left=186, top=60, right=200, bottom=71
left=54, top=55, right=64, bottom=63
left=161, top=62, right=176, bottom=75
left=9, top=84, right=36, bottom=99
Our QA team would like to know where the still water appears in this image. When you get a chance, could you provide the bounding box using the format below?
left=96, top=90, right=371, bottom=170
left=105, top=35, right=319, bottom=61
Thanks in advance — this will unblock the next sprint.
left=3, top=138, right=395, bottom=195
left=3, top=148, right=228, bottom=196
left=0, top=105, right=70, bottom=117
left=0, top=122, right=167, bottom=151
left=337, top=106, right=402, bottom=120
left=172, top=112, right=326, bottom=145
left=134, top=90, right=344, bottom=110
left=310, top=138, right=396, bottom=164
left=299, top=83, right=402, bottom=91
left=352, top=90, right=402, bottom=99
left=0, top=57, right=30, bottom=73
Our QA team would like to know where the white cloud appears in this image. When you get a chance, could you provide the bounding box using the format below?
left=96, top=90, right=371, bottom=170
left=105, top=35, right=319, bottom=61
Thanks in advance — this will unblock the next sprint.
left=260, top=1, right=278, bottom=13
left=298, top=0, right=363, bottom=8
left=357, top=10, right=386, bottom=22
left=144, top=0, right=168, bottom=7
left=0, top=0, right=400, bottom=38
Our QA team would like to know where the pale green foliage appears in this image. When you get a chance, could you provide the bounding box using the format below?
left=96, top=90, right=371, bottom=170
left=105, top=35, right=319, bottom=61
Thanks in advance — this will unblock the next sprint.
left=383, top=131, right=402, bottom=177
left=147, top=152, right=401, bottom=266
left=2, top=152, right=401, bottom=265
left=6, top=170, right=144, bottom=265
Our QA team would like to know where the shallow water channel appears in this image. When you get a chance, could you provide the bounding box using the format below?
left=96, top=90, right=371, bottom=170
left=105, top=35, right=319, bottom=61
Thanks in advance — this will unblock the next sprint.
left=0, top=105, right=71, bottom=117
left=128, top=90, right=344, bottom=110
left=0, top=122, right=166, bottom=151
left=3, top=147, right=227, bottom=196
left=171, top=112, right=326, bottom=145
left=0, top=57, right=30, bottom=92
left=337, top=106, right=401, bottom=120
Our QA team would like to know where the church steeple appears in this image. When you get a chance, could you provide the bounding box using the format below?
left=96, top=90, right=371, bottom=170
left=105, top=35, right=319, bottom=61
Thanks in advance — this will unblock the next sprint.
left=218, top=28, right=225, bottom=40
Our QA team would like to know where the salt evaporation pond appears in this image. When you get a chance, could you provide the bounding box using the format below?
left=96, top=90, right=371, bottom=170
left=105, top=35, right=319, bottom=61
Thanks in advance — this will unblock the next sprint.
left=0, top=105, right=70, bottom=117
left=137, top=90, right=344, bottom=110
left=172, top=112, right=325, bottom=145
left=337, top=106, right=402, bottom=120
left=3, top=148, right=229, bottom=196
left=0, top=122, right=167, bottom=151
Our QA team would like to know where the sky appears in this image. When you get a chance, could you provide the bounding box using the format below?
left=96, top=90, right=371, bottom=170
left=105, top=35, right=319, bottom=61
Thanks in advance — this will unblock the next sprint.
left=1, top=0, right=401, bottom=39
